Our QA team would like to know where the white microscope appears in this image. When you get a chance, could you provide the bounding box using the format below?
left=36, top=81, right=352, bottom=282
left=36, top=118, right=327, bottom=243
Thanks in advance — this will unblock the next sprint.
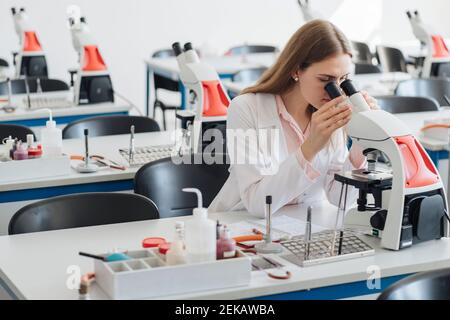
left=67, top=6, right=114, bottom=105
left=11, top=7, right=48, bottom=78
left=406, top=10, right=450, bottom=78
left=297, top=0, right=322, bottom=22
left=172, top=42, right=230, bottom=153
left=325, top=80, right=450, bottom=251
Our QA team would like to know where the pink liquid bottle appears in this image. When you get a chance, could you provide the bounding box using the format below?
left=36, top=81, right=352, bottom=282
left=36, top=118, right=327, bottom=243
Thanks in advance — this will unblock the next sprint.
left=216, top=226, right=236, bottom=260
left=13, top=142, right=29, bottom=160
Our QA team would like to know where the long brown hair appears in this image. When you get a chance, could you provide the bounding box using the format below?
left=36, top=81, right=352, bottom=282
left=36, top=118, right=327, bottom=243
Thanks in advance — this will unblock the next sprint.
left=242, top=20, right=352, bottom=96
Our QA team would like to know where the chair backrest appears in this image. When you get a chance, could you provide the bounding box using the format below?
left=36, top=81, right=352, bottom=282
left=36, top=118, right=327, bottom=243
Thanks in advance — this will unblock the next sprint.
left=134, top=153, right=230, bottom=218
left=376, top=46, right=408, bottom=73
left=354, top=63, right=382, bottom=75
left=62, top=115, right=160, bottom=139
left=225, top=45, right=278, bottom=56
left=351, top=41, right=373, bottom=64
left=375, top=95, right=440, bottom=114
left=40, top=78, right=69, bottom=92
left=436, top=62, right=450, bottom=78
left=0, top=79, right=30, bottom=95
left=232, top=67, right=267, bottom=83
left=151, top=49, right=179, bottom=93
left=378, top=268, right=450, bottom=300
left=0, top=124, right=35, bottom=142
left=0, top=78, right=69, bottom=95
left=8, top=192, right=159, bottom=235
left=0, top=58, right=8, bottom=67
left=395, top=78, right=450, bottom=106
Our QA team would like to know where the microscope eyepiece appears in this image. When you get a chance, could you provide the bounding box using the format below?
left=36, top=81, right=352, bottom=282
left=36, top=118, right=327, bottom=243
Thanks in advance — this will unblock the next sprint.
left=172, top=42, right=183, bottom=56
left=184, top=42, right=194, bottom=52
left=11, top=8, right=16, bottom=15
left=80, top=17, right=86, bottom=23
left=324, top=82, right=342, bottom=99
left=340, top=79, right=358, bottom=97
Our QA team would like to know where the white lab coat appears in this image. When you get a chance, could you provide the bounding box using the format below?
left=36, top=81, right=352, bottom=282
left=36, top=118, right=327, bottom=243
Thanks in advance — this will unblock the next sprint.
left=209, top=93, right=363, bottom=218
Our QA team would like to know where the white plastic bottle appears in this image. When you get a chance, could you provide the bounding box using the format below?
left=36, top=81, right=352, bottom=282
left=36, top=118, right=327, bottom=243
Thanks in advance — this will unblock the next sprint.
left=183, top=188, right=216, bottom=263
left=40, top=108, right=62, bottom=158
left=166, top=221, right=187, bottom=266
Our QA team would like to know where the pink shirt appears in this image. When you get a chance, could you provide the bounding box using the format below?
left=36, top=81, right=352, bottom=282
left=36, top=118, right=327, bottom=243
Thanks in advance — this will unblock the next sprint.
left=275, top=95, right=366, bottom=181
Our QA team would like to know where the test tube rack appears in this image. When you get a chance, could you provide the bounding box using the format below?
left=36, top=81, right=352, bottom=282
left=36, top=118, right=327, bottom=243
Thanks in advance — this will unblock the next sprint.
left=279, top=229, right=375, bottom=267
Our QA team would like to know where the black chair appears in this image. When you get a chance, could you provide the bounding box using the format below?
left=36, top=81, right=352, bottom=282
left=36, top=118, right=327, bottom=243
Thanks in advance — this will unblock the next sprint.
left=62, top=115, right=160, bottom=139
left=0, top=124, right=36, bottom=142
left=378, top=268, right=450, bottom=300
left=225, top=45, right=278, bottom=56
left=152, top=49, right=181, bottom=130
left=0, top=78, right=69, bottom=95
left=395, top=78, right=450, bottom=106
left=354, top=63, right=382, bottom=75
left=376, top=46, right=408, bottom=73
left=134, top=153, right=230, bottom=218
left=351, top=41, right=374, bottom=64
left=232, top=67, right=267, bottom=83
left=0, top=79, right=31, bottom=95
left=8, top=192, right=159, bottom=235
left=0, top=58, right=8, bottom=67
left=375, top=95, right=440, bottom=114
left=39, top=78, right=69, bottom=92
left=436, top=62, right=450, bottom=78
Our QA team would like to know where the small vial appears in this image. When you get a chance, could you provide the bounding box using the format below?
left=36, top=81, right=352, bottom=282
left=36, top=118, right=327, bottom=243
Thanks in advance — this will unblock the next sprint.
left=216, top=226, right=236, bottom=260
left=13, top=142, right=29, bottom=160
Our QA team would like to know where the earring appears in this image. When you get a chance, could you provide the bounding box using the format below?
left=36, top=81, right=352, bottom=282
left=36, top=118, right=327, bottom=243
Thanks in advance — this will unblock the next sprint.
left=294, top=77, right=299, bottom=82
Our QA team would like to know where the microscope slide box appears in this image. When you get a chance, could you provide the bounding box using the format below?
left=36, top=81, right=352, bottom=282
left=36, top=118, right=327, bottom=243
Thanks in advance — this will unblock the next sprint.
left=94, top=249, right=252, bottom=300
left=0, top=155, right=71, bottom=183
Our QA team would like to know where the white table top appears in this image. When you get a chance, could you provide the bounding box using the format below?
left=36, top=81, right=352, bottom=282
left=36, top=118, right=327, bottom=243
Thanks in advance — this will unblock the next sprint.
left=146, top=53, right=277, bottom=80
left=1, top=203, right=450, bottom=300
left=223, top=72, right=412, bottom=97
left=0, top=131, right=174, bottom=192
left=395, top=109, right=450, bottom=151
left=0, top=103, right=131, bottom=122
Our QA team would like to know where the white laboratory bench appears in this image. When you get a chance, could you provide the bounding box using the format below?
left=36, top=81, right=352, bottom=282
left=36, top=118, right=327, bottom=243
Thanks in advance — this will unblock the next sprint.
left=1, top=203, right=449, bottom=300
left=395, top=109, right=450, bottom=151
left=0, top=131, right=174, bottom=235
left=0, top=102, right=132, bottom=129
left=223, top=72, right=412, bottom=97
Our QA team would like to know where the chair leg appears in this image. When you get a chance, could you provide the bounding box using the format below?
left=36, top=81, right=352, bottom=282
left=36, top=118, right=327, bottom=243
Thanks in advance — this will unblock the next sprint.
left=162, top=107, right=167, bottom=131
left=153, top=100, right=159, bottom=119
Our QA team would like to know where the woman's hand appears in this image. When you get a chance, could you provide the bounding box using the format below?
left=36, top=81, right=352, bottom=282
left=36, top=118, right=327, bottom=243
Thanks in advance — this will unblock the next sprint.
left=301, top=96, right=352, bottom=162
left=361, top=91, right=379, bottom=110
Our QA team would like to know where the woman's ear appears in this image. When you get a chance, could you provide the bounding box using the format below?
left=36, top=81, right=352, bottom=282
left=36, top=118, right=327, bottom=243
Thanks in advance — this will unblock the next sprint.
left=291, top=70, right=301, bottom=82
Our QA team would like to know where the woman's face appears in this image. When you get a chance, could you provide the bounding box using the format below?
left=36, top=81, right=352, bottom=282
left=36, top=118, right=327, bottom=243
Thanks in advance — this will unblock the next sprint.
left=294, top=53, right=353, bottom=109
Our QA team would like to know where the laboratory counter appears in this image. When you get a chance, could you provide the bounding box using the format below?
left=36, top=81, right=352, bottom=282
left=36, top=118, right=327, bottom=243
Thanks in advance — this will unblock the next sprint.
left=1, top=203, right=449, bottom=300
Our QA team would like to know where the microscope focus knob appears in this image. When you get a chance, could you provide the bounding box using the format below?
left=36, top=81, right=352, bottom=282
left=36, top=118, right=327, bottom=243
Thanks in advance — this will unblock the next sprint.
left=370, top=210, right=387, bottom=231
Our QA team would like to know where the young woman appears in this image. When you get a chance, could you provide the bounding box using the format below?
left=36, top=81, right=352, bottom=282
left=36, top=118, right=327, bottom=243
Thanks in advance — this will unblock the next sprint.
left=209, top=20, right=379, bottom=217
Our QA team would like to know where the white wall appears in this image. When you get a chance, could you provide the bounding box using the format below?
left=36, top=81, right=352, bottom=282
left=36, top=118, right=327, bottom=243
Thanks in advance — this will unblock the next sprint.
left=1, top=0, right=450, bottom=113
